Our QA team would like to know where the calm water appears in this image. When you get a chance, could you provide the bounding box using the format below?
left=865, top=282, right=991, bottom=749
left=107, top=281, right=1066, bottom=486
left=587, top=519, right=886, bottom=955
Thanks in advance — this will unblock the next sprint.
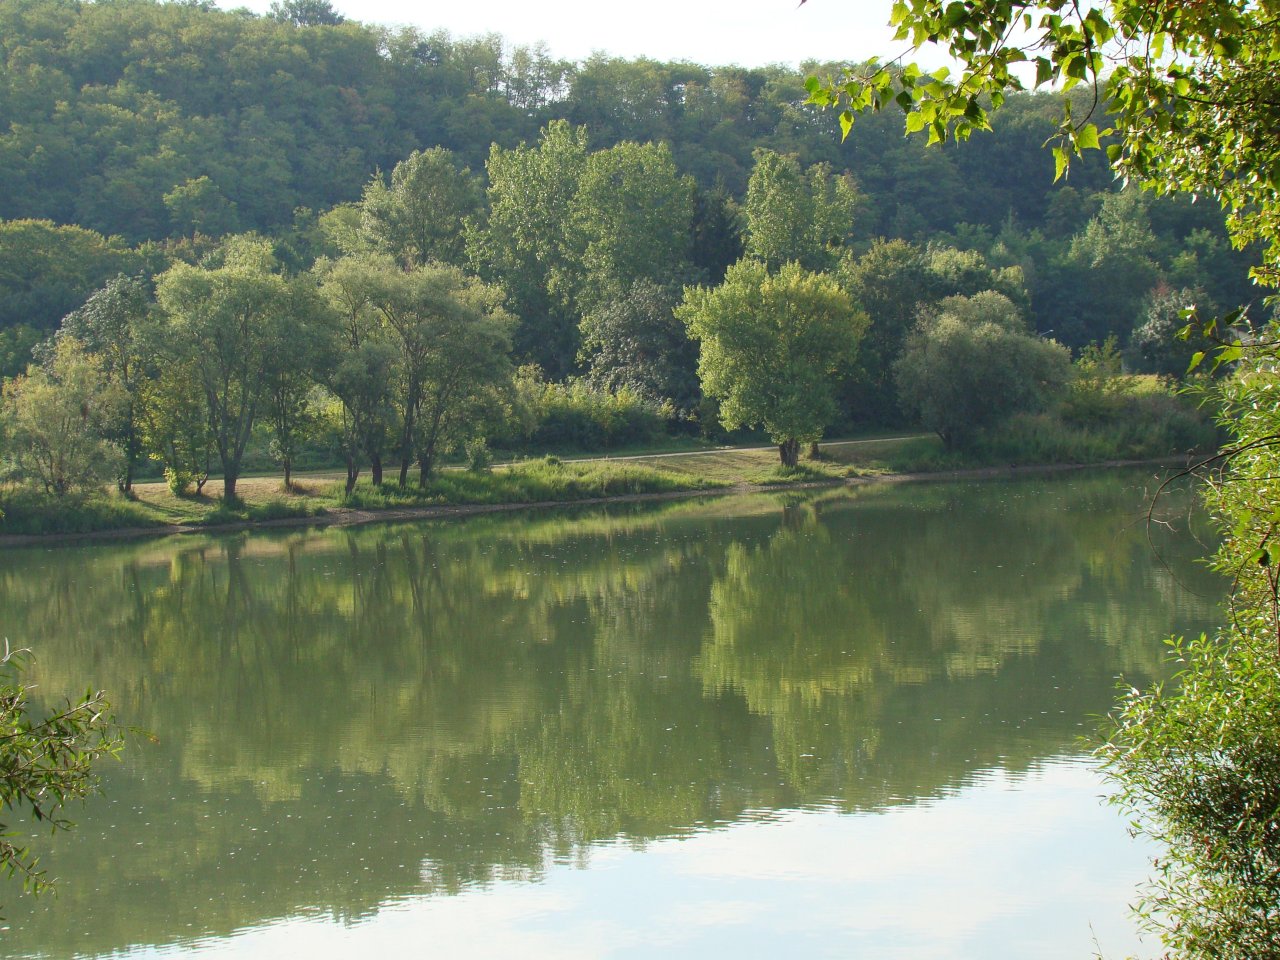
left=0, top=471, right=1223, bottom=959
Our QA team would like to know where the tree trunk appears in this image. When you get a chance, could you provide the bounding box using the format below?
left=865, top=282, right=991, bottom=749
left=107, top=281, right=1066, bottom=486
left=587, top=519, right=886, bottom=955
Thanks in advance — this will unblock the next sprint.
left=417, top=449, right=435, bottom=487
left=345, top=456, right=359, bottom=496
left=398, top=456, right=411, bottom=489
left=283, top=458, right=292, bottom=490
left=808, top=441, right=820, bottom=460
left=223, top=471, right=238, bottom=502
left=778, top=438, right=800, bottom=468
left=370, top=452, right=383, bottom=487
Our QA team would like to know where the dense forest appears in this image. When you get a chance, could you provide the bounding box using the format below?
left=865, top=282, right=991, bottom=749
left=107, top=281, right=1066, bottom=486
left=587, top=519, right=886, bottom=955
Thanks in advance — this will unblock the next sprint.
left=0, top=0, right=1256, bottom=494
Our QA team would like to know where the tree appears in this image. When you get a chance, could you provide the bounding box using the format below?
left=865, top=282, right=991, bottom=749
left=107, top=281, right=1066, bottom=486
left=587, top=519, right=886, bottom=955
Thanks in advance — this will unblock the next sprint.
left=894, top=292, right=1070, bottom=449
left=0, top=220, right=148, bottom=342
left=579, top=279, right=700, bottom=410
left=314, top=255, right=397, bottom=492
left=678, top=260, right=867, bottom=467
left=806, top=0, right=1280, bottom=286
left=163, top=176, right=239, bottom=239
left=0, top=647, right=121, bottom=904
left=138, top=357, right=214, bottom=496
left=743, top=149, right=860, bottom=271
left=565, top=139, right=696, bottom=315
left=1128, top=284, right=1216, bottom=378
left=1, top=337, right=125, bottom=496
left=154, top=236, right=302, bottom=501
left=806, top=4, right=1280, bottom=955
left=268, top=0, right=345, bottom=27
left=405, top=273, right=515, bottom=483
left=360, top=148, right=483, bottom=269
left=59, top=275, right=152, bottom=491
left=362, top=258, right=515, bottom=486
left=467, top=121, right=589, bottom=377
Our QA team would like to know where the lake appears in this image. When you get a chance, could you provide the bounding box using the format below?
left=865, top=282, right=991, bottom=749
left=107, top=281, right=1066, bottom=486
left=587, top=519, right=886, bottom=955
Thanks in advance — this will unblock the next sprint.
left=0, top=470, right=1224, bottom=959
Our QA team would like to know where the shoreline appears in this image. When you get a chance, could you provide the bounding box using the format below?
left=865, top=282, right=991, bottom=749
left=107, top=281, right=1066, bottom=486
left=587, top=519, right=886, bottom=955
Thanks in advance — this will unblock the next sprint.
left=0, top=457, right=1188, bottom=549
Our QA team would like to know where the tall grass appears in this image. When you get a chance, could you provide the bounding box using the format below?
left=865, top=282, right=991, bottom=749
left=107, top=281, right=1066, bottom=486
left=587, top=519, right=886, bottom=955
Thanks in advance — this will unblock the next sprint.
left=0, top=489, right=163, bottom=535
left=338, top=459, right=719, bottom=509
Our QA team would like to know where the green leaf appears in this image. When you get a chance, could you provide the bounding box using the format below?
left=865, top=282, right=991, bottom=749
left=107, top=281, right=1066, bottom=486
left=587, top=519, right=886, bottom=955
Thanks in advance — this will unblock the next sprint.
left=1076, top=123, right=1101, bottom=150
left=1052, top=146, right=1069, bottom=181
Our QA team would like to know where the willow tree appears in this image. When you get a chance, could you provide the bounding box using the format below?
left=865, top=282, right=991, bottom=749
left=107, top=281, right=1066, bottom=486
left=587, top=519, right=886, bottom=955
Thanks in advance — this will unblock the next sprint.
left=155, top=237, right=305, bottom=502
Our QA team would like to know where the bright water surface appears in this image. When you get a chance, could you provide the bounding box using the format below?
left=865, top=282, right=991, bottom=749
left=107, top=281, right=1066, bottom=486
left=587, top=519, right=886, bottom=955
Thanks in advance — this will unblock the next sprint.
left=0, top=471, right=1224, bottom=959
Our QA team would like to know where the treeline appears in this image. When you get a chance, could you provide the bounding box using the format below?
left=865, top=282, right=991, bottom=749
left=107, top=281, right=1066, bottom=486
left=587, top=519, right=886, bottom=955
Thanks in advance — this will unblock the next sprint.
left=0, top=0, right=1246, bottom=496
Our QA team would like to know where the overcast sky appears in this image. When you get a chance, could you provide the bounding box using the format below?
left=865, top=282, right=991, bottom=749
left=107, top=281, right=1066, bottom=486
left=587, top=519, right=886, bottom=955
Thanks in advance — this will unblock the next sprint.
left=219, top=0, right=912, bottom=70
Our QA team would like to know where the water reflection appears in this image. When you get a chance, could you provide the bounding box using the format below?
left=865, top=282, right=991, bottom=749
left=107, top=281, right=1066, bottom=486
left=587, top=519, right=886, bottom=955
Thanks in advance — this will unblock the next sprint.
left=0, top=471, right=1222, bottom=958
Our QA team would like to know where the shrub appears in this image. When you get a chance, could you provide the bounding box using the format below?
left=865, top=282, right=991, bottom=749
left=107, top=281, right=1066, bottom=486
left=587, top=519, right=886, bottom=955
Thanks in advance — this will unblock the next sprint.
left=464, top=437, right=492, bottom=472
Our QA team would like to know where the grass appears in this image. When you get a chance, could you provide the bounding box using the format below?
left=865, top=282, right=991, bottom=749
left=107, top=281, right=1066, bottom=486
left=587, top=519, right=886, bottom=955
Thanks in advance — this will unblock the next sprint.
left=0, top=405, right=1219, bottom=538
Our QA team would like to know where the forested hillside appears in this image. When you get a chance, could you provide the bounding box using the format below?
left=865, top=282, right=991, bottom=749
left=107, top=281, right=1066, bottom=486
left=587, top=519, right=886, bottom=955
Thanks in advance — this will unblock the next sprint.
left=0, top=0, right=1252, bottom=500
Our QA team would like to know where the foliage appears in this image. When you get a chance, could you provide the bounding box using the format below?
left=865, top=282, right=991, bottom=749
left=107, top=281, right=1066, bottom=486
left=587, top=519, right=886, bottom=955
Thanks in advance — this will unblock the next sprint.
left=467, top=121, right=590, bottom=376
left=137, top=358, right=214, bottom=497
left=894, top=292, right=1071, bottom=449
left=0, top=647, right=121, bottom=902
left=1, top=337, right=126, bottom=495
left=805, top=0, right=1280, bottom=287
left=566, top=139, right=695, bottom=313
left=0, top=221, right=149, bottom=346
left=0, top=488, right=161, bottom=536
left=742, top=149, right=860, bottom=271
left=154, top=235, right=305, bottom=500
left=506, top=368, right=672, bottom=452
left=1059, top=335, right=1135, bottom=425
left=679, top=260, right=867, bottom=466
left=359, top=148, right=482, bottom=268
left=1129, top=285, right=1216, bottom=378
left=463, top=437, right=492, bottom=472
left=1094, top=352, right=1280, bottom=958
left=578, top=279, right=699, bottom=409
left=59, top=274, right=153, bottom=490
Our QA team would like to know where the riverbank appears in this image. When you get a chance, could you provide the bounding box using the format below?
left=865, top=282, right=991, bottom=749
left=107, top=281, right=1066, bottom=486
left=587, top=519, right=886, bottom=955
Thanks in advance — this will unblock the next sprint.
left=0, top=433, right=1201, bottom=546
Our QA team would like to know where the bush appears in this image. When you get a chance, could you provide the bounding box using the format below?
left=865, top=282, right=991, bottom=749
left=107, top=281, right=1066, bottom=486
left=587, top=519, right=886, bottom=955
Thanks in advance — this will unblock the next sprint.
left=463, top=437, right=492, bottom=472
left=164, top=466, right=195, bottom=496
left=500, top=369, right=673, bottom=452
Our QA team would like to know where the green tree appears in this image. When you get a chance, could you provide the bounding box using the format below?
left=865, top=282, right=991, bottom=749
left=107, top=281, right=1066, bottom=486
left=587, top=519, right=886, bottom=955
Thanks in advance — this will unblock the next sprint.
left=360, top=148, right=483, bottom=269
left=579, top=279, right=699, bottom=410
left=154, top=236, right=301, bottom=501
left=807, top=0, right=1280, bottom=284
left=1, top=337, right=125, bottom=496
left=894, top=291, right=1070, bottom=449
left=467, top=121, right=589, bottom=377
left=743, top=149, right=859, bottom=271
left=0, top=220, right=147, bottom=341
left=313, top=254, right=397, bottom=491
left=59, top=275, right=152, bottom=491
left=1100, top=359, right=1280, bottom=959
left=163, top=176, right=239, bottom=239
left=268, top=0, right=345, bottom=26
left=678, top=260, right=867, bottom=467
left=363, top=258, right=515, bottom=485
left=565, top=139, right=696, bottom=315
left=138, top=358, right=214, bottom=496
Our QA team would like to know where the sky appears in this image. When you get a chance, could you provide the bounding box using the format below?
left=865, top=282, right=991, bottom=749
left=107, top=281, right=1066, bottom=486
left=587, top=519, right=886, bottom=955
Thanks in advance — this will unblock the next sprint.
left=218, top=0, right=912, bottom=70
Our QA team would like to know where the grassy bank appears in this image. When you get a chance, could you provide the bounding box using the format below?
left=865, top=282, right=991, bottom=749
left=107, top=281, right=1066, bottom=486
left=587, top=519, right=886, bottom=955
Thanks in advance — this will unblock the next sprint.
left=0, top=414, right=1216, bottom=539
left=0, top=457, right=728, bottom=537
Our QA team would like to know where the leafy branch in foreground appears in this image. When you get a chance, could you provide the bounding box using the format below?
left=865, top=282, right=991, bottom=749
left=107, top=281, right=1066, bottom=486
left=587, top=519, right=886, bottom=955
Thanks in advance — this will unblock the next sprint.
left=0, top=643, right=121, bottom=903
left=805, top=0, right=1280, bottom=287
